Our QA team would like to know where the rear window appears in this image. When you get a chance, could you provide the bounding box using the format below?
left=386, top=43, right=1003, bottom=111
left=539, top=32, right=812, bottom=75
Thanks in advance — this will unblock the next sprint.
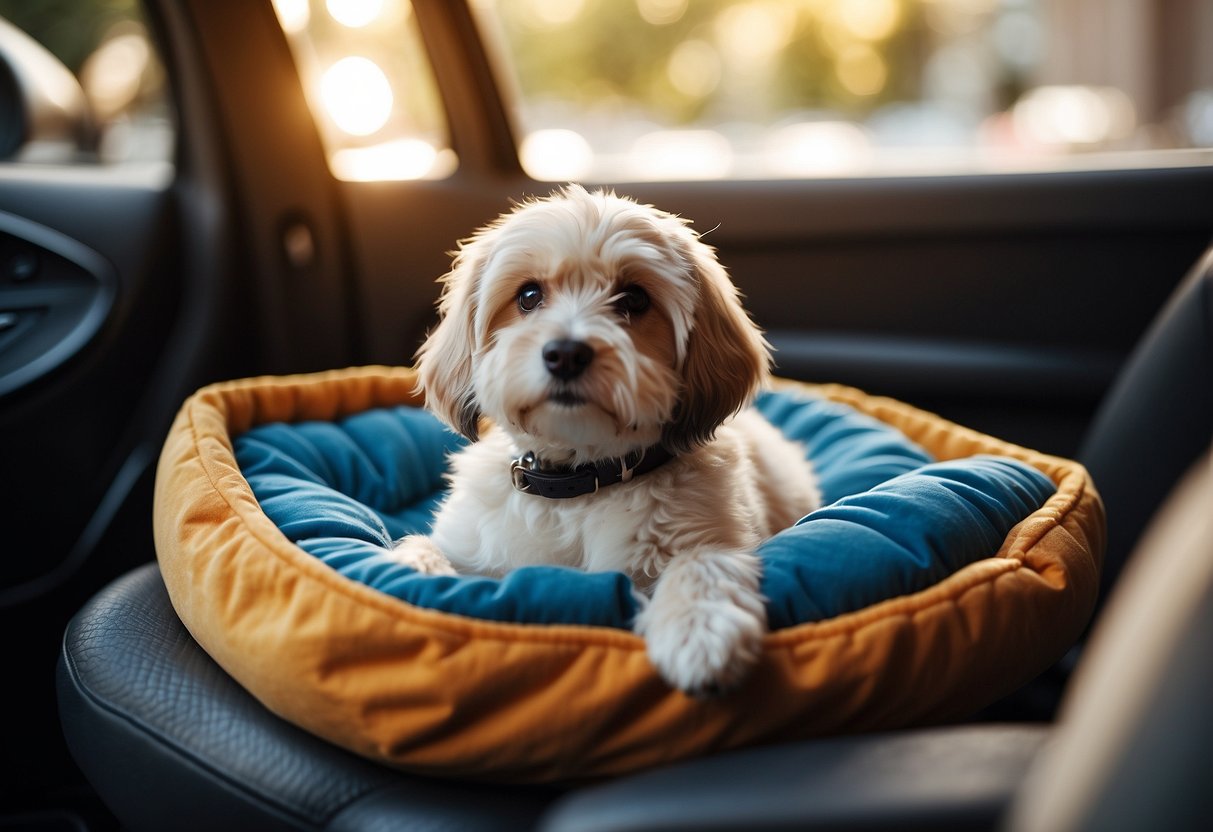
left=471, top=0, right=1213, bottom=181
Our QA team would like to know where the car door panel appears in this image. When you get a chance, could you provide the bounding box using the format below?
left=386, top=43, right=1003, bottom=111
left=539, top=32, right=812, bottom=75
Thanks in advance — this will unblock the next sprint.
left=0, top=168, right=179, bottom=590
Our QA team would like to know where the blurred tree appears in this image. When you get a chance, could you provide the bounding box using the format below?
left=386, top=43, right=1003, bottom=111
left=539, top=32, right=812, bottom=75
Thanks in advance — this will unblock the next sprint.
left=485, top=0, right=938, bottom=128
left=0, top=0, right=140, bottom=72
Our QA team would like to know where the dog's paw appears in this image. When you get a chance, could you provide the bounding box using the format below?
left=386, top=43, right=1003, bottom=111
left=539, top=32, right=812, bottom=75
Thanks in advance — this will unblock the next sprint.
left=387, top=535, right=457, bottom=576
left=636, top=581, right=767, bottom=698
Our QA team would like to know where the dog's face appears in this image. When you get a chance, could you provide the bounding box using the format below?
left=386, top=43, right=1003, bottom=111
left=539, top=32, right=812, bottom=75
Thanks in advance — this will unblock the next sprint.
left=416, top=185, right=770, bottom=464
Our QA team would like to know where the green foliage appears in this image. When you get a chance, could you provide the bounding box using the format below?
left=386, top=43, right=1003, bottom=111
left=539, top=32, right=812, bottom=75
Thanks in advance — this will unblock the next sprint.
left=490, top=0, right=929, bottom=126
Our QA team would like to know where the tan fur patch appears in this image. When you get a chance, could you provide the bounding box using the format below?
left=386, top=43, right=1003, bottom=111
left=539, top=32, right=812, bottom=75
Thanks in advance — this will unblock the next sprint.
left=484, top=287, right=526, bottom=342
left=628, top=302, right=677, bottom=372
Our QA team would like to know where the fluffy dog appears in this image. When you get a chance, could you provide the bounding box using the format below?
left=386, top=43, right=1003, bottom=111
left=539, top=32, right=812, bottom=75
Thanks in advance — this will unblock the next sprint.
left=392, top=185, right=820, bottom=696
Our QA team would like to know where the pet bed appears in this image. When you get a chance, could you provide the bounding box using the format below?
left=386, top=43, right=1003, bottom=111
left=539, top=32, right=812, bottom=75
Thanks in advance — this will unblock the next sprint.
left=154, top=366, right=1104, bottom=781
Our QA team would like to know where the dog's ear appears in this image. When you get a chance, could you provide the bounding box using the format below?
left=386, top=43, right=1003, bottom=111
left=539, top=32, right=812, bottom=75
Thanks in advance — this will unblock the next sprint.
left=662, top=233, right=770, bottom=453
left=415, top=240, right=484, bottom=440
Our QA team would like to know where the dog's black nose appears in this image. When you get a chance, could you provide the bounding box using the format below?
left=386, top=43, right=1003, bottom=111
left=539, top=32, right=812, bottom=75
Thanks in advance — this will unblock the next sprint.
left=543, top=339, right=594, bottom=380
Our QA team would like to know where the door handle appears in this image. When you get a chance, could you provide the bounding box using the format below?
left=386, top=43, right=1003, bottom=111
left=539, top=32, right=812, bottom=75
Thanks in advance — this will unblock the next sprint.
left=0, top=210, right=116, bottom=397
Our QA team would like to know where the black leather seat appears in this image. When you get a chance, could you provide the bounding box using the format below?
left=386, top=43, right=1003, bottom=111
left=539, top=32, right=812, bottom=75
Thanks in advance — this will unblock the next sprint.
left=56, top=563, right=558, bottom=832
left=57, top=564, right=1049, bottom=831
left=58, top=245, right=1213, bottom=831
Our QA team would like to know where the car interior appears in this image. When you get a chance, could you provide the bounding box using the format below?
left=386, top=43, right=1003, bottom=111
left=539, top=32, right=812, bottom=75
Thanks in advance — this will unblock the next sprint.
left=1, top=1, right=1210, bottom=830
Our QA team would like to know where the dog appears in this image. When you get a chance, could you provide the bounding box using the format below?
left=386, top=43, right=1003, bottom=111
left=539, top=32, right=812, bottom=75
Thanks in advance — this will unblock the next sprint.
left=391, top=185, right=820, bottom=696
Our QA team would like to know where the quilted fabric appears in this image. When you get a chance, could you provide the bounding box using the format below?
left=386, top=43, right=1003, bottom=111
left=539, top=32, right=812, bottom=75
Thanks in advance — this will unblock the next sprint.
left=153, top=366, right=1104, bottom=782
left=232, top=393, right=1055, bottom=629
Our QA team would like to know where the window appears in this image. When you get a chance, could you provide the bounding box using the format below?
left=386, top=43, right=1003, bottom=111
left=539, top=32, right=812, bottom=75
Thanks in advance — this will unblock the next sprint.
left=271, top=0, right=455, bottom=181
left=0, top=0, right=173, bottom=167
left=472, top=0, right=1213, bottom=181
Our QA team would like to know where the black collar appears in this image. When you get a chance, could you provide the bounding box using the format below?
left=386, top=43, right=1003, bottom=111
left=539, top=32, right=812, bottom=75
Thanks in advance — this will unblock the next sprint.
left=510, top=444, right=674, bottom=499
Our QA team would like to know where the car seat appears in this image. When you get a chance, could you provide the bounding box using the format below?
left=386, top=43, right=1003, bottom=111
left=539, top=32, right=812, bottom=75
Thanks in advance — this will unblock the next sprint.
left=1076, top=245, right=1212, bottom=615
left=56, top=244, right=1212, bottom=831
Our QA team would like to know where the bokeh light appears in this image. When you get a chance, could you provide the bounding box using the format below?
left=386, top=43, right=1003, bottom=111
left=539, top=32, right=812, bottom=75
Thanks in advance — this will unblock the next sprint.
left=1013, top=86, right=1136, bottom=147
left=524, top=0, right=584, bottom=28
left=766, top=121, right=873, bottom=176
left=715, top=3, right=795, bottom=68
left=637, top=0, right=688, bottom=26
left=667, top=40, right=722, bottom=99
left=330, top=138, right=456, bottom=180
left=631, top=130, right=733, bottom=180
left=80, top=27, right=151, bottom=121
left=835, top=44, right=887, bottom=97
left=838, top=0, right=902, bottom=41
left=327, top=0, right=385, bottom=29
left=521, top=129, right=594, bottom=180
left=320, top=57, right=394, bottom=136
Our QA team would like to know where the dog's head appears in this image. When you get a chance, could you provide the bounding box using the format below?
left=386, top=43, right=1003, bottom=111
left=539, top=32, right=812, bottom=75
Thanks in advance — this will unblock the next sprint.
left=415, top=185, right=769, bottom=463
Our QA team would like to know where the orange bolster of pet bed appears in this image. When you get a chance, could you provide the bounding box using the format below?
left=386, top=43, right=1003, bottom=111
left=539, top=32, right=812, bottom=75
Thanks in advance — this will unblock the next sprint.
left=153, top=365, right=1104, bottom=782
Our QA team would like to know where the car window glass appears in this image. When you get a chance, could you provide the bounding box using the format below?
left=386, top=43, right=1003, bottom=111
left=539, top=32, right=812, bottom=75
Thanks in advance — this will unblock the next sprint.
left=470, top=0, right=1213, bottom=181
left=271, top=0, right=456, bottom=181
left=0, top=0, right=173, bottom=167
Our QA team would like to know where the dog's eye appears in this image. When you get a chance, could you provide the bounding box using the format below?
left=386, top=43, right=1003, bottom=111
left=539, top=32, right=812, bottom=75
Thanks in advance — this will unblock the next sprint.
left=612, top=285, right=650, bottom=318
left=517, top=283, right=544, bottom=313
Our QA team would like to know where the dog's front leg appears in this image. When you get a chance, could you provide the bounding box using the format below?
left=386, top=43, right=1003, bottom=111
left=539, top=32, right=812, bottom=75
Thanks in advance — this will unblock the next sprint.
left=388, top=534, right=458, bottom=576
left=634, top=548, right=767, bottom=697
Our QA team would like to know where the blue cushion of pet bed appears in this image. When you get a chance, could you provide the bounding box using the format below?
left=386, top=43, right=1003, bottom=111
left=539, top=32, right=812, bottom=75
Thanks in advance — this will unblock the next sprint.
left=233, top=390, right=1055, bottom=630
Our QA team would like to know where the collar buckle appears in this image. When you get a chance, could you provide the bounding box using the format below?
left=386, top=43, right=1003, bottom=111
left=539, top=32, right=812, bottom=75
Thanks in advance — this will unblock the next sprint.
left=510, top=450, right=536, bottom=493
left=619, top=448, right=644, bottom=484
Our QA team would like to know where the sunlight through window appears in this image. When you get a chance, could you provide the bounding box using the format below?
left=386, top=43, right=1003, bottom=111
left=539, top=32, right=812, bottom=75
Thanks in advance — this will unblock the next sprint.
left=320, top=57, right=393, bottom=136
left=272, top=0, right=453, bottom=181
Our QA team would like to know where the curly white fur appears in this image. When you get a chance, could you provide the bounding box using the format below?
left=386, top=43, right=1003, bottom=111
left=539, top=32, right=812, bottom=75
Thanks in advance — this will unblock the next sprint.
left=393, top=185, right=820, bottom=696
